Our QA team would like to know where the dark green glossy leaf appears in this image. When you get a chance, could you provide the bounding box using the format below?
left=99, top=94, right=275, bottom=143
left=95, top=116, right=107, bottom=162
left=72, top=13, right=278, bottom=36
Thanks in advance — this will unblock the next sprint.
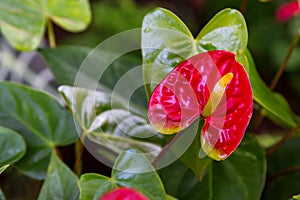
left=39, top=46, right=147, bottom=107
left=58, top=85, right=162, bottom=164
left=142, top=7, right=194, bottom=95
left=0, top=81, right=78, bottom=179
left=112, top=149, right=166, bottom=200
left=79, top=173, right=114, bottom=200
left=38, top=151, right=79, bottom=200
left=0, top=81, right=78, bottom=145
left=0, top=126, right=26, bottom=166
left=196, top=8, right=247, bottom=53
left=39, top=46, right=91, bottom=86
left=154, top=120, right=212, bottom=180
left=0, top=0, right=91, bottom=51
left=246, top=50, right=297, bottom=128
left=178, top=136, right=266, bottom=200
left=15, top=145, right=53, bottom=179
left=0, top=111, right=51, bottom=178
left=158, top=160, right=189, bottom=197
left=178, top=120, right=212, bottom=180
left=142, top=7, right=248, bottom=95
left=264, top=138, right=300, bottom=200
left=79, top=149, right=166, bottom=200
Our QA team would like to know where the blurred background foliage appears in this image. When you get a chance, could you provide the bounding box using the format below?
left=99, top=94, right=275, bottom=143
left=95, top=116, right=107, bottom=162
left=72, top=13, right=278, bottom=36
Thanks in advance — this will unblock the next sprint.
left=0, top=0, right=300, bottom=199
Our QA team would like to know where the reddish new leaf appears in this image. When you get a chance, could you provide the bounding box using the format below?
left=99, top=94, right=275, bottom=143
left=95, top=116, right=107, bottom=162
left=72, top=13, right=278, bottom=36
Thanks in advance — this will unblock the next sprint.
left=100, top=187, right=149, bottom=200
left=148, top=50, right=253, bottom=160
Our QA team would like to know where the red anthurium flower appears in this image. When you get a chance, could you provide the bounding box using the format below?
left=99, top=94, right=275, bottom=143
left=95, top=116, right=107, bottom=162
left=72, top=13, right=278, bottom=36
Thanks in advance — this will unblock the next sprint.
left=100, top=187, right=149, bottom=200
left=148, top=50, right=253, bottom=161
left=276, top=0, right=300, bottom=22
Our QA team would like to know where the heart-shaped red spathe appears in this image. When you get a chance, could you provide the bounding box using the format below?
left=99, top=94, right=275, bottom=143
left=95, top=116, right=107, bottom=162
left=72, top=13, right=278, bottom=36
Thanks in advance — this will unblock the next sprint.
left=148, top=50, right=253, bottom=160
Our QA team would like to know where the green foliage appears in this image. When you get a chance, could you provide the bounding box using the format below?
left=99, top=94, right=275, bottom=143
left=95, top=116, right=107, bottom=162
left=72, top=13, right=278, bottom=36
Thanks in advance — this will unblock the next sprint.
left=58, top=85, right=162, bottom=163
left=264, top=138, right=300, bottom=200
left=38, top=151, right=79, bottom=200
left=0, top=0, right=91, bottom=51
left=0, top=0, right=299, bottom=199
left=154, top=120, right=212, bottom=179
left=0, top=81, right=78, bottom=179
left=79, top=149, right=170, bottom=200
left=39, top=46, right=91, bottom=86
left=39, top=46, right=147, bottom=107
left=160, top=136, right=266, bottom=200
left=246, top=50, right=298, bottom=128
left=178, top=124, right=213, bottom=180
left=0, top=126, right=26, bottom=166
left=142, top=7, right=248, bottom=95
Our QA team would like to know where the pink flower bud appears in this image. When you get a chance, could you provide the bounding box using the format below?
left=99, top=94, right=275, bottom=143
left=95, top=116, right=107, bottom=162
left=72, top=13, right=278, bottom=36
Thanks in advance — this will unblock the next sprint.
left=276, top=0, right=300, bottom=22
left=100, top=187, right=149, bottom=200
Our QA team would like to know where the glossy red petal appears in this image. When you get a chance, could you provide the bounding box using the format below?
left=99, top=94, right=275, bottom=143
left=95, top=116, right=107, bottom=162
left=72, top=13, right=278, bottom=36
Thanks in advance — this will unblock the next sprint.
left=148, top=50, right=253, bottom=160
left=100, top=187, right=149, bottom=200
left=148, top=52, right=222, bottom=134
left=276, top=0, right=300, bottom=22
left=200, top=51, right=253, bottom=160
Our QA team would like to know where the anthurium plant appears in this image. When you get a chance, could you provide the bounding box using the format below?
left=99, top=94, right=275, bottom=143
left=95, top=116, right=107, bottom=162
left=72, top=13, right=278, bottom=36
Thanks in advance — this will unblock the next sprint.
left=0, top=0, right=300, bottom=199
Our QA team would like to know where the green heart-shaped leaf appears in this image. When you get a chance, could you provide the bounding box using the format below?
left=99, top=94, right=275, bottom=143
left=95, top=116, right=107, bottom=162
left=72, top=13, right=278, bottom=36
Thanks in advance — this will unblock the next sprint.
left=0, top=126, right=26, bottom=166
left=0, top=81, right=78, bottom=179
left=79, top=149, right=167, bottom=200
left=39, top=46, right=147, bottom=107
left=196, top=9, right=247, bottom=52
left=246, top=49, right=298, bottom=128
left=0, top=0, right=91, bottom=51
left=38, top=151, right=79, bottom=200
left=142, top=7, right=247, bottom=95
left=112, top=149, right=166, bottom=200
left=79, top=173, right=114, bottom=200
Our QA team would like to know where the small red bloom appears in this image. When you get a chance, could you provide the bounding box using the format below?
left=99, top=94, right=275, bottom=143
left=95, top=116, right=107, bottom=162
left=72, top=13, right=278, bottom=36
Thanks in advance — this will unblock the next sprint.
left=148, top=50, right=253, bottom=160
left=100, top=187, right=149, bottom=200
left=276, top=0, right=300, bottom=22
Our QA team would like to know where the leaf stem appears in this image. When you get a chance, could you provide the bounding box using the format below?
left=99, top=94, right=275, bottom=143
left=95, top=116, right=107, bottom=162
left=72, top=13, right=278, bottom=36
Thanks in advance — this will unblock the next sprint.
left=208, top=163, right=213, bottom=199
left=47, top=19, right=56, bottom=48
left=268, top=165, right=300, bottom=182
left=240, top=0, right=249, bottom=14
left=73, top=133, right=87, bottom=176
left=266, top=123, right=300, bottom=157
left=54, top=147, right=63, bottom=160
left=269, top=33, right=300, bottom=90
left=152, top=131, right=184, bottom=167
left=73, top=139, right=84, bottom=176
left=250, top=33, right=300, bottom=131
